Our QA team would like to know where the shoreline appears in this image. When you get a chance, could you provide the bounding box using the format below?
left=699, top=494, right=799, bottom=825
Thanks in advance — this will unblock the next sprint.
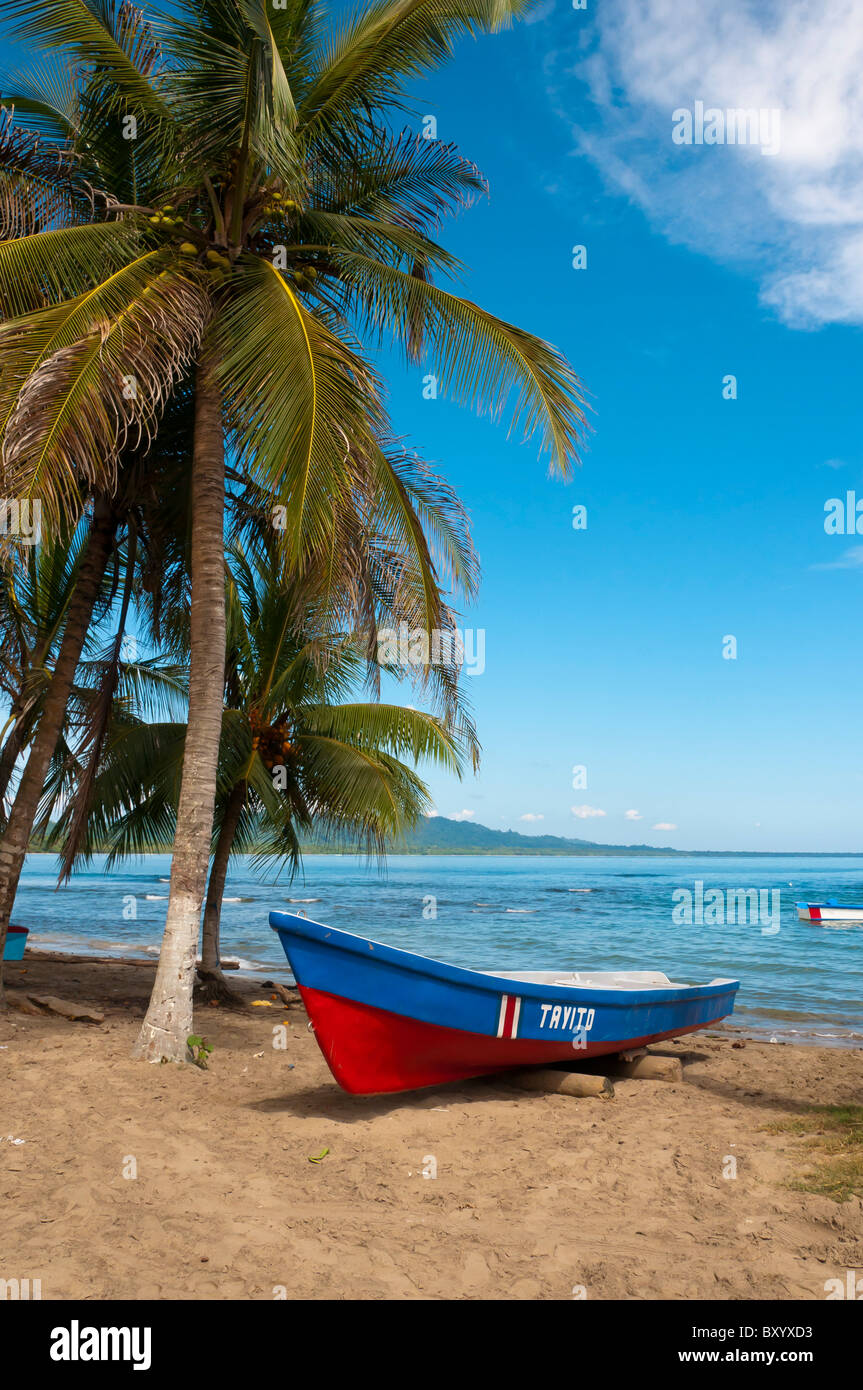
left=1, top=950, right=861, bottom=1300
left=22, top=847, right=863, bottom=858
left=13, top=939, right=863, bottom=1051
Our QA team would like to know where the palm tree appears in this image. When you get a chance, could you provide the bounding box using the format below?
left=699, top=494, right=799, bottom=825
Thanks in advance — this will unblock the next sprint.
left=0, top=385, right=193, bottom=992
left=46, top=542, right=471, bottom=1000
left=0, top=0, right=586, bottom=1057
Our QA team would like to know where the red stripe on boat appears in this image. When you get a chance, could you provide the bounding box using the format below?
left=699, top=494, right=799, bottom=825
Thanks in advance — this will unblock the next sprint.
left=809, top=906, right=821, bottom=920
left=496, top=993, right=520, bottom=1039
left=298, top=985, right=725, bottom=1095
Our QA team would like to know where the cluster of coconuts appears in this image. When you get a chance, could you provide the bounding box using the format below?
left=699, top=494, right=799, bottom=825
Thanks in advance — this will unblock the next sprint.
left=148, top=204, right=184, bottom=229
left=204, top=248, right=232, bottom=283
left=148, top=204, right=209, bottom=268
left=172, top=240, right=232, bottom=283
left=249, top=712, right=296, bottom=770
left=262, top=189, right=301, bottom=218
left=148, top=191, right=312, bottom=288
left=293, top=265, right=318, bottom=292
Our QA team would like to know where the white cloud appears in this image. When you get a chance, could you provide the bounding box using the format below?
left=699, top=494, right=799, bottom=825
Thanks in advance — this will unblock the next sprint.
left=571, top=805, right=607, bottom=819
left=624, top=809, right=642, bottom=820
left=652, top=822, right=678, bottom=831
left=811, top=546, right=863, bottom=570
left=549, top=0, right=863, bottom=327
left=519, top=813, right=545, bottom=822
left=450, top=809, right=475, bottom=821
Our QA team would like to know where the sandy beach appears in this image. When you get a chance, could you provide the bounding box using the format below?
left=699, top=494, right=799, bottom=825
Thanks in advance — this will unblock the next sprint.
left=1, top=951, right=861, bottom=1301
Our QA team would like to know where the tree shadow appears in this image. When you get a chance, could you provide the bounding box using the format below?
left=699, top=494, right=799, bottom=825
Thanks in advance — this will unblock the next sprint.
left=681, top=1067, right=854, bottom=1119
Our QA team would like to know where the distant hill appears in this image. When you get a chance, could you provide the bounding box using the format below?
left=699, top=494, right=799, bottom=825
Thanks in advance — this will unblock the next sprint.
left=30, top=816, right=859, bottom=859
left=29, top=815, right=662, bottom=857
left=300, top=816, right=680, bottom=856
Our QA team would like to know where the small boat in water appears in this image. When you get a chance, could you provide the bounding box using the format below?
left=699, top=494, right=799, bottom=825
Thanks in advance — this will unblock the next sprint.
left=269, top=911, right=740, bottom=1095
left=2, top=925, right=28, bottom=961
left=797, top=900, right=863, bottom=923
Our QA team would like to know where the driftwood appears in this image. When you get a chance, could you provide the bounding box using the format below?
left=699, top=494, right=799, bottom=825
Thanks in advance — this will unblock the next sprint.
left=564, top=1048, right=685, bottom=1084
left=507, top=1068, right=614, bottom=1099
left=6, top=992, right=104, bottom=1022
left=603, top=1053, right=683, bottom=1083
left=4, top=992, right=44, bottom=1016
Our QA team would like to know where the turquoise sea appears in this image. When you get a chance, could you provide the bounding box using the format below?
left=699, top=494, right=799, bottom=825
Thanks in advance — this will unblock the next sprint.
left=14, top=852, right=863, bottom=1046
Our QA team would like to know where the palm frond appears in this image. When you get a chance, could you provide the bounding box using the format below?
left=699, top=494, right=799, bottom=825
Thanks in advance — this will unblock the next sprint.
left=0, top=254, right=211, bottom=530
left=299, top=0, right=528, bottom=138
left=0, top=0, right=169, bottom=116
left=0, top=220, right=144, bottom=316
left=0, top=57, right=82, bottom=139
left=213, top=253, right=380, bottom=562
left=329, top=249, right=588, bottom=475
left=311, top=128, right=487, bottom=232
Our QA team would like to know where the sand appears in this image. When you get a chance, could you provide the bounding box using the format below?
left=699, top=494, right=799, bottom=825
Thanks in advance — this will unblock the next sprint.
left=1, top=951, right=861, bottom=1301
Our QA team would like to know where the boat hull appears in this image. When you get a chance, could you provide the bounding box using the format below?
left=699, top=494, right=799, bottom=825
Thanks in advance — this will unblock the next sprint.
left=271, top=912, right=740, bottom=1095
left=797, top=902, right=863, bottom=923
left=298, top=984, right=730, bottom=1094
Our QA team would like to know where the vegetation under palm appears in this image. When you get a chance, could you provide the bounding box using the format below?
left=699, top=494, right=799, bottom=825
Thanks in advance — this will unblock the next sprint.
left=46, top=540, right=474, bottom=1000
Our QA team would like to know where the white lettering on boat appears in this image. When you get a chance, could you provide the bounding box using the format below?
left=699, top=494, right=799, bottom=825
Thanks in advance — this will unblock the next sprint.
left=538, top=1004, right=595, bottom=1032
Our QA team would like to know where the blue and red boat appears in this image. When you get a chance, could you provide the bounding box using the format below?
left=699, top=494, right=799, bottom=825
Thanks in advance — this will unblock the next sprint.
left=797, top=900, right=863, bottom=923
left=270, top=911, right=740, bottom=1095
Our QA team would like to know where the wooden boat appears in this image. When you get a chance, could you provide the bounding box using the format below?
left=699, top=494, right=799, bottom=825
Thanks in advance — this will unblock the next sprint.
left=270, top=911, right=740, bottom=1095
left=797, top=900, right=863, bottom=923
left=2, top=925, right=28, bottom=961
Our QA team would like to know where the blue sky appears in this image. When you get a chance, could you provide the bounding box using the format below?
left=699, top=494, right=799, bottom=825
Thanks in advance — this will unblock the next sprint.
left=375, top=1, right=863, bottom=851
left=4, top=1, right=862, bottom=852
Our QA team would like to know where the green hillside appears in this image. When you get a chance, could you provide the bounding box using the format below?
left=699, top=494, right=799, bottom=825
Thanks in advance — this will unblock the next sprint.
left=300, top=816, right=675, bottom=856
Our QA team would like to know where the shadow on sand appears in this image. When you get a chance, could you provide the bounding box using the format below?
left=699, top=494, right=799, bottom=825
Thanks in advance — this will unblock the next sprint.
left=245, top=1074, right=517, bottom=1121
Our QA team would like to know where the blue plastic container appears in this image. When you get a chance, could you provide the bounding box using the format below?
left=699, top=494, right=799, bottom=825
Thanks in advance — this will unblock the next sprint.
left=3, top=926, right=28, bottom=961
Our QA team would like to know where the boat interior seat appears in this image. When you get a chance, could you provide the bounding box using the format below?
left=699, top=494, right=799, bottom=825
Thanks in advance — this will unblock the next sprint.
left=486, top=969, right=677, bottom=989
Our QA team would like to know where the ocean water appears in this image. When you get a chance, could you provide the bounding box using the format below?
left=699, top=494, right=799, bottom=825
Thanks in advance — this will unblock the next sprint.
left=13, top=852, right=863, bottom=1046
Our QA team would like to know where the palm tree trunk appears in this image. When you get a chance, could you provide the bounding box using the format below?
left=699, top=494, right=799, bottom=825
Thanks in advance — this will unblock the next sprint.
left=198, top=779, right=246, bottom=1004
left=57, top=526, right=138, bottom=883
left=0, top=498, right=115, bottom=996
left=133, top=356, right=226, bottom=1061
